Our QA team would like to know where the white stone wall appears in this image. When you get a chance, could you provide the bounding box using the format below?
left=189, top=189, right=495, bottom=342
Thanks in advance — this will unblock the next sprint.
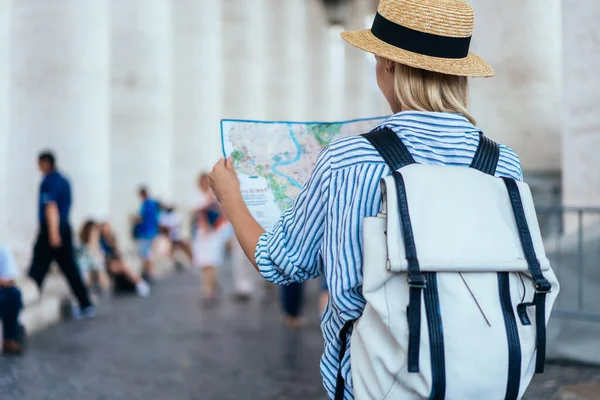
left=8, top=0, right=109, bottom=257
left=468, top=0, right=562, bottom=173
left=0, top=0, right=9, bottom=244
left=562, top=0, right=600, bottom=207
left=110, top=0, right=173, bottom=245
left=2, top=0, right=600, bottom=258
left=222, top=0, right=268, bottom=122
left=172, top=1, right=222, bottom=212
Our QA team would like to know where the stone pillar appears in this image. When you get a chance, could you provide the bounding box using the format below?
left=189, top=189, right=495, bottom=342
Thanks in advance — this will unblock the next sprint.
left=561, top=0, right=600, bottom=208
left=306, top=2, right=330, bottom=121
left=9, top=1, right=109, bottom=257
left=282, top=0, right=310, bottom=120
left=223, top=0, right=267, bottom=120
left=261, top=0, right=309, bottom=121
left=0, top=0, right=9, bottom=245
left=468, top=0, right=562, bottom=172
left=110, top=0, right=172, bottom=245
left=326, top=24, right=347, bottom=121
left=172, top=1, right=222, bottom=211
left=345, top=0, right=385, bottom=119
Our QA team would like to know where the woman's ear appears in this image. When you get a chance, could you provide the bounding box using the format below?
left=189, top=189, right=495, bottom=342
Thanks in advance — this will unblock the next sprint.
left=385, top=59, right=395, bottom=74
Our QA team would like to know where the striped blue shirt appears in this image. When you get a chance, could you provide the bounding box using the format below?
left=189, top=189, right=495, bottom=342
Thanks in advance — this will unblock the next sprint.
left=255, top=111, right=523, bottom=399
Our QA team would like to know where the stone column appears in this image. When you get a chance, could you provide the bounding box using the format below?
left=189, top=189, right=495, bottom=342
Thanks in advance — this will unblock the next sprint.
left=345, top=0, right=381, bottom=120
left=561, top=0, right=600, bottom=208
left=110, top=0, right=172, bottom=245
left=546, top=1, right=600, bottom=364
left=282, top=0, right=310, bottom=120
left=327, top=24, right=347, bottom=121
left=9, top=1, right=109, bottom=257
left=0, top=0, right=9, bottom=246
left=223, top=0, right=267, bottom=120
left=468, top=0, right=562, bottom=172
left=261, top=0, right=309, bottom=121
left=306, top=2, right=331, bottom=121
left=172, top=1, right=222, bottom=211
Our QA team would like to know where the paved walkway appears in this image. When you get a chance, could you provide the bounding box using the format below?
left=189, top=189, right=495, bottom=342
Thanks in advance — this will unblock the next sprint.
left=1, top=270, right=599, bottom=400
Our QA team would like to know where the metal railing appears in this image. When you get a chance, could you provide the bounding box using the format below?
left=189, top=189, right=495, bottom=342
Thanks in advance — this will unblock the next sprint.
left=537, top=206, right=600, bottom=322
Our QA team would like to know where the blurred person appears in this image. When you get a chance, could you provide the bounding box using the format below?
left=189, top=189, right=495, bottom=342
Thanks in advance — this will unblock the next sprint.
left=281, top=283, right=304, bottom=328
left=230, top=238, right=257, bottom=302
left=207, top=0, right=526, bottom=397
left=318, top=256, right=329, bottom=316
left=0, top=245, right=25, bottom=356
left=319, top=277, right=329, bottom=317
left=28, top=151, right=95, bottom=319
left=77, top=220, right=110, bottom=295
left=134, top=186, right=160, bottom=282
left=100, top=223, right=150, bottom=297
left=192, top=173, right=229, bottom=303
left=159, top=204, right=193, bottom=269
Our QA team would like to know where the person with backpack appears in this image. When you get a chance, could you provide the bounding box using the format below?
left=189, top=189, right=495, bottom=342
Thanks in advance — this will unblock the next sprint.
left=134, top=186, right=160, bottom=283
left=208, top=1, right=559, bottom=398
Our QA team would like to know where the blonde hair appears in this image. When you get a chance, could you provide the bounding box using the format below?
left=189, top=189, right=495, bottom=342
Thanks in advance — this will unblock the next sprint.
left=392, top=63, right=475, bottom=125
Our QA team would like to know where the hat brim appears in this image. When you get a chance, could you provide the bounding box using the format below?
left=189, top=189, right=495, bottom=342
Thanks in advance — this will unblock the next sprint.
left=341, top=29, right=494, bottom=78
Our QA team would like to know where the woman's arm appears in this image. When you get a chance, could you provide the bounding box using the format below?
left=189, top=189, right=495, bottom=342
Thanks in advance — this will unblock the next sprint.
left=209, top=149, right=331, bottom=284
left=208, top=159, right=265, bottom=269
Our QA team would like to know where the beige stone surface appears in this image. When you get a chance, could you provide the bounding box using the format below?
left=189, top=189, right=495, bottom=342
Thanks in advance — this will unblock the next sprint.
left=0, top=0, right=8, bottom=243
left=468, top=0, right=562, bottom=172
left=561, top=0, right=600, bottom=208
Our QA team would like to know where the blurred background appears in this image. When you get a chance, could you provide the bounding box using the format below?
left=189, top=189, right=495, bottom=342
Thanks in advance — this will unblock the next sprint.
left=1, top=0, right=586, bottom=255
left=0, top=0, right=599, bottom=399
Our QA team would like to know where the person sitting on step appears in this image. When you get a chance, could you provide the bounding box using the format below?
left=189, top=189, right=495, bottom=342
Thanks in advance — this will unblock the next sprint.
left=99, top=222, right=150, bottom=297
left=0, top=245, right=25, bottom=356
left=77, top=220, right=111, bottom=296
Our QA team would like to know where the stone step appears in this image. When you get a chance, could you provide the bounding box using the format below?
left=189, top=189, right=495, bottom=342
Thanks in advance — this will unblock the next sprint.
left=18, top=275, right=70, bottom=308
left=14, top=275, right=71, bottom=336
left=20, top=296, right=65, bottom=335
left=3, top=253, right=177, bottom=341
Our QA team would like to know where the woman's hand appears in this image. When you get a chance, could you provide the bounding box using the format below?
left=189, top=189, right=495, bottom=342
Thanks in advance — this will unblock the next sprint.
left=208, top=157, right=265, bottom=269
left=208, top=158, right=242, bottom=206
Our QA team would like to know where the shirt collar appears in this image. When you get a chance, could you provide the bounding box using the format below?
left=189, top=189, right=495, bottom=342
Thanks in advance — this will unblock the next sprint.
left=376, top=110, right=478, bottom=133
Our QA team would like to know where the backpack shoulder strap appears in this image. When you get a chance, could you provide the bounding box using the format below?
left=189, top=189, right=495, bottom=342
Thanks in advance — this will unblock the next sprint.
left=362, top=127, right=416, bottom=170
left=470, top=133, right=500, bottom=176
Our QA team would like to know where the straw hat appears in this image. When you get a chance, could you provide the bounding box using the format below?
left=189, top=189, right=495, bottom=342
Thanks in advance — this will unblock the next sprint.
left=341, top=0, right=494, bottom=77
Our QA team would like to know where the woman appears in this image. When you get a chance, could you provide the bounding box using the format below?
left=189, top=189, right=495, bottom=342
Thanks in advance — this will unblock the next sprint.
left=77, top=220, right=110, bottom=295
left=209, top=0, right=523, bottom=398
left=99, top=222, right=150, bottom=297
left=191, top=173, right=230, bottom=303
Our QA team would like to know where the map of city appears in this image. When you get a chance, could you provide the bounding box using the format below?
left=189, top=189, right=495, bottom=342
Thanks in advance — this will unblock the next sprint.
left=221, top=117, right=386, bottom=230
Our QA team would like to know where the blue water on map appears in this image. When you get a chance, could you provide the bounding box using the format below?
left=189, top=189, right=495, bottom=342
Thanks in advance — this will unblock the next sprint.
left=271, top=124, right=304, bottom=189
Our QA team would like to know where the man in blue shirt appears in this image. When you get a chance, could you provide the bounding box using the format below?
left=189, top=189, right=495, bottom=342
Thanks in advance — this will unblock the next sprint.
left=28, top=151, right=94, bottom=319
left=0, top=245, right=24, bottom=355
left=134, top=186, right=160, bottom=282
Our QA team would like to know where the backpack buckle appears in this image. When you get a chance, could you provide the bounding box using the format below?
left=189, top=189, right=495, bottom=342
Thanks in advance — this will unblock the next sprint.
left=535, top=281, right=552, bottom=294
left=408, top=277, right=426, bottom=289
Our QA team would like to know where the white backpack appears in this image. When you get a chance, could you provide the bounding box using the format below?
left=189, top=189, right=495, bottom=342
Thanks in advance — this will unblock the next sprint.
left=334, top=129, right=560, bottom=400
